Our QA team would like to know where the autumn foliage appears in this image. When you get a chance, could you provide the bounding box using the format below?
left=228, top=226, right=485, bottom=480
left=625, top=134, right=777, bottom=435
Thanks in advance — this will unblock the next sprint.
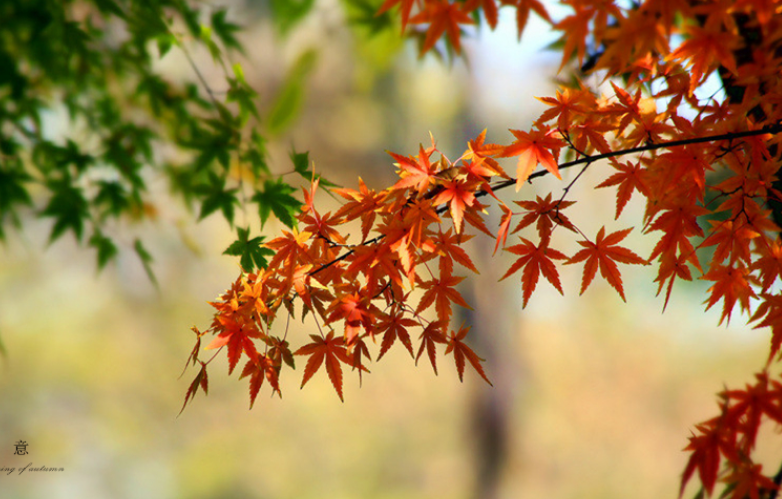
left=183, top=1, right=782, bottom=497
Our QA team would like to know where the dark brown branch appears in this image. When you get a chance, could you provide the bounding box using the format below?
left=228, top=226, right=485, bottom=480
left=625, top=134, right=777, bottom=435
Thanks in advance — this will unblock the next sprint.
left=477, top=123, right=782, bottom=202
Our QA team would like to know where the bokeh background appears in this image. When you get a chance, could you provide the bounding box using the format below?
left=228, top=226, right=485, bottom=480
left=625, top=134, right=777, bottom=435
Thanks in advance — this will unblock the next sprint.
left=0, top=1, right=778, bottom=498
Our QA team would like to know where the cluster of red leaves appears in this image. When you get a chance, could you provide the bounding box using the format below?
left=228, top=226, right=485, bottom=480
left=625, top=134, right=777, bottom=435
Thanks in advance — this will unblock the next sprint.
left=184, top=0, right=782, bottom=497
left=378, top=0, right=551, bottom=56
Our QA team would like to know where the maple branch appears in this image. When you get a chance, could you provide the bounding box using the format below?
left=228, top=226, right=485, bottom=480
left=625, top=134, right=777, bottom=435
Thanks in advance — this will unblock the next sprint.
left=308, top=124, right=782, bottom=279
left=479, top=123, right=782, bottom=201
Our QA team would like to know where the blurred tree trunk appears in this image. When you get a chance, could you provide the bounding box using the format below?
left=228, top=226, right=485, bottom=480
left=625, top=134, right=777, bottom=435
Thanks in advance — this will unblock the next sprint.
left=458, top=232, right=520, bottom=499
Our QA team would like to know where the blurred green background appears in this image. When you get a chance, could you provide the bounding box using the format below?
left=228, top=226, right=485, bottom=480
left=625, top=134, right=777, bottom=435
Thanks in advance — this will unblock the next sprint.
left=0, top=1, right=777, bottom=498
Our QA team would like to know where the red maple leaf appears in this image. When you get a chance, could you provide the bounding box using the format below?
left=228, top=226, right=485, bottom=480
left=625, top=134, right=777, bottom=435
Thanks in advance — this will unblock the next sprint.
left=295, top=332, right=353, bottom=401
left=596, top=160, right=650, bottom=219
left=409, top=0, right=473, bottom=55
left=567, top=227, right=648, bottom=301
left=377, top=0, right=419, bottom=30
left=431, top=179, right=477, bottom=232
left=444, top=324, right=492, bottom=384
left=416, top=268, right=472, bottom=321
left=501, top=237, right=568, bottom=306
left=500, top=127, right=564, bottom=190
left=377, top=309, right=418, bottom=360
left=204, top=313, right=261, bottom=375
left=390, top=144, right=438, bottom=196
left=416, top=320, right=447, bottom=374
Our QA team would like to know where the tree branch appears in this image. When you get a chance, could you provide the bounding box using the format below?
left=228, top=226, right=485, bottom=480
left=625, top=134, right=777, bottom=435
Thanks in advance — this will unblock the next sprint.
left=307, top=123, right=782, bottom=277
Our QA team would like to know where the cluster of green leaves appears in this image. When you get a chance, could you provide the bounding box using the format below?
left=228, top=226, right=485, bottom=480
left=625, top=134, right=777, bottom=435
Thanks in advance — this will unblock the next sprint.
left=0, top=0, right=329, bottom=278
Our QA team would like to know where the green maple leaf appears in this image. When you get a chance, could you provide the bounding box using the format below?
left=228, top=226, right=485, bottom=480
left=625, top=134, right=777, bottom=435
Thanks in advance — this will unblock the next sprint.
left=223, top=227, right=274, bottom=272
left=196, top=172, right=238, bottom=225
left=252, top=178, right=301, bottom=229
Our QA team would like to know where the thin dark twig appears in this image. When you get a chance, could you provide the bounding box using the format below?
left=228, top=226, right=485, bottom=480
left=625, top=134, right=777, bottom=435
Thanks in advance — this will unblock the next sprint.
left=478, top=123, right=782, bottom=202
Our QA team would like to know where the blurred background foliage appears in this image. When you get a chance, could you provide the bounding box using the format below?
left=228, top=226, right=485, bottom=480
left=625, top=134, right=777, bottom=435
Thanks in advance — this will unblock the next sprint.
left=0, top=1, right=778, bottom=498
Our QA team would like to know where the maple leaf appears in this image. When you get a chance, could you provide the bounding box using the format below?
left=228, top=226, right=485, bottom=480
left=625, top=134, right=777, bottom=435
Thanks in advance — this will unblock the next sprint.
left=464, top=0, right=498, bottom=29
left=327, top=292, right=372, bottom=344
left=434, top=228, right=478, bottom=275
left=416, top=320, right=447, bottom=374
left=669, top=22, right=740, bottom=91
left=596, top=160, right=650, bottom=219
left=702, top=264, right=757, bottom=325
left=501, top=237, right=568, bottom=307
left=513, top=193, right=576, bottom=242
left=645, top=203, right=709, bottom=265
left=265, top=228, right=313, bottom=271
left=654, top=252, right=695, bottom=311
left=409, top=0, right=473, bottom=55
left=333, top=177, right=386, bottom=242
left=536, top=86, right=591, bottom=131
left=223, top=227, right=274, bottom=272
left=567, top=227, right=648, bottom=301
left=722, top=462, right=779, bottom=499
left=431, top=178, right=477, bottom=232
left=377, top=0, right=418, bottom=30
left=494, top=203, right=514, bottom=255
left=295, top=332, right=353, bottom=401
left=501, top=0, right=552, bottom=41
left=416, top=268, right=471, bottom=322
left=700, top=219, right=759, bottom=265
left=722, top=372, right=782, bottom=451
left=377, top=310, right=418, bottom=360
left=463, top=129, right=506, bottom=177
left=179, top=361, right=208, bottom=416
left=554, top=7, right=591, bottom=70
left=390, top=144, right=438, bottom=196
left=751, top=293, right=782, bottom=363
left=300, top=177, right=347, bottom=246
left=445, top=324, right=492, bottom=384
left=204, top=313, right=262, bottom=375
left=680, top=422, right=738, bottom=497
left=240, top=355, right=280, bottom=408
left=252, top=178, right=302, bottom=229
left=500, top=127, right=563, bottom=190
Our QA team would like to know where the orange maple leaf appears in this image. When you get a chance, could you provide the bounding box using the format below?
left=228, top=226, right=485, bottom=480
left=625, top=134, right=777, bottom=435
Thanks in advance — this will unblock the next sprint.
left=501, top=0, right=552, bottom=40
left=295, top=332, right=353, bottom=401
left=416, top=268, right=472, bottom=321
left=434, top=228, right=478, bottom=275
left=390, top=144, right=438, bottom=196
left=416, top=320, right=447, bottom=374
left=444, top=324, right=492, bottom=385
left=567, top=227, right=648, bottom=301
left=702, top=264, right=757, bottom=325
left=409, top=0, right=473, bottom=55
left=377, top=0, right=419, bottom=31
left=596, top=160, right=650, bottom=219
left=431, top=179, right=477, bottom=232
left=669, top=22, right=740, bottom=91
left=377, top=309, right=418, bottom=360
left=333, top=177, right=387, bottom=242
left=239, top=355, right=280, bottom=408
left=554, top=7, right=591, bottom=70
left=680, top=422, right=737, bottom=497
left=513, top=193, right=576, bottom=242
left=494, top=203, right=514, bottom=255
left=204, top=313, right=262, bottom=375
left=500, top=127, right=563, bottom=190
left=501, top=237, right=568, bottom=306
left=464, top=0, right=498, bottom=29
